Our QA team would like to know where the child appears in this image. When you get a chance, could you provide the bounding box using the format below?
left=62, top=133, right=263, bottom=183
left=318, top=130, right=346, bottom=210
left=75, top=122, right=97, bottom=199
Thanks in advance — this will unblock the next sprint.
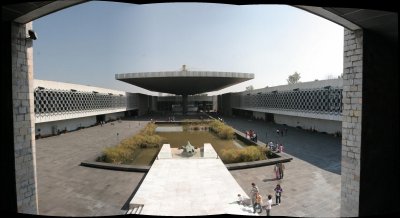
left=237, top=194, right=244, bottom=205
left=274, top=184, right=283, bottom=205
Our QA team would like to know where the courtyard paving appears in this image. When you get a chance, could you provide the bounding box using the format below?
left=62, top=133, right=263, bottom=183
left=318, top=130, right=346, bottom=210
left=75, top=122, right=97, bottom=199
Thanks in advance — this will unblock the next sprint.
left=35, top=115, right=341, bottom=217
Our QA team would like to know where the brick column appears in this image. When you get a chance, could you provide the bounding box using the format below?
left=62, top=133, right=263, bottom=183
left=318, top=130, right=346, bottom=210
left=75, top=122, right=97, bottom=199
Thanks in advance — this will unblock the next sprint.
left=340, top=29, right=363, bottom=217
left=11, top=21, right=38, bottom=214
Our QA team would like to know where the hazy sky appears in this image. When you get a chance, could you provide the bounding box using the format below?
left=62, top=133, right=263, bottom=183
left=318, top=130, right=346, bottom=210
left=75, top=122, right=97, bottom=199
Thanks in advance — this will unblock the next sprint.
left=33, top=2, right=344, bottom=96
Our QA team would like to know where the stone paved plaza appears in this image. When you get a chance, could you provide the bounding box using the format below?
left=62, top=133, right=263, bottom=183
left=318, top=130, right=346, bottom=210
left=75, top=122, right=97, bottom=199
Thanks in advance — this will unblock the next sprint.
left=35, top=116, right=341, bottom=216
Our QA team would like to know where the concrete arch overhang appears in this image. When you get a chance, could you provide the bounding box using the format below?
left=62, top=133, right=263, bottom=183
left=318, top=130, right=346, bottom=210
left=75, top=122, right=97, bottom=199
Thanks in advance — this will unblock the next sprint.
left=3, top=1, right=397, bottom=41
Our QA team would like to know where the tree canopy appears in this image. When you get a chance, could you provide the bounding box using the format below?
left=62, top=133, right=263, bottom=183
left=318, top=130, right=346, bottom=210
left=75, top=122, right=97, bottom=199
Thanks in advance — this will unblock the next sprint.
left=245, top=85, right=254, bottom=91
left=287, top=72, right=301, bottom=85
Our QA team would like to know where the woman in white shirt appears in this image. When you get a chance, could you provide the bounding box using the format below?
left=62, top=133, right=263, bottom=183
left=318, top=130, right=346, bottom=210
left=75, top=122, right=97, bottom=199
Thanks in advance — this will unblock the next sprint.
left=265, top=194, right=272, bottom=216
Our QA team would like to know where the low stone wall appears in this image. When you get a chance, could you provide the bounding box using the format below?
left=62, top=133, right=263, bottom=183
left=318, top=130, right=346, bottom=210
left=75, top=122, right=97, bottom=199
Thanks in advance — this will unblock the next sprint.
left=225, top=152, right=292, bottom=170
left=81, top=152, right=291, bottom=172
left=80, top=161, right=150, bottom=172
left=81, top=147, right=291, bottom=172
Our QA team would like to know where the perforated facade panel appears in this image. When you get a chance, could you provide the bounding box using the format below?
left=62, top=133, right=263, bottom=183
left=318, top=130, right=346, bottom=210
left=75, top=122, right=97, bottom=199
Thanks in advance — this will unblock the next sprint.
left=34, top=88, right=127, bottom=118
left=241, top=88, right=342, bottom=115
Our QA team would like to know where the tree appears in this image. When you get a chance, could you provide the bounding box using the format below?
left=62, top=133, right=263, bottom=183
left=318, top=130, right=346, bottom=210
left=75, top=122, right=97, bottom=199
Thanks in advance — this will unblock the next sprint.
left=245, top=85, right=254, bottom=91
left=287, top=72, right=301, bottom=85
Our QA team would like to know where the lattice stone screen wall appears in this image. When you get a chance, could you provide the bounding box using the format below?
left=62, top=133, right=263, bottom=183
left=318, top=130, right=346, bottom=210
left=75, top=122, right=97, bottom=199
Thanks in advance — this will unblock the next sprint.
left=241, top=88, right=342, bottom=115
left=34, top=88, right=127, bottom=118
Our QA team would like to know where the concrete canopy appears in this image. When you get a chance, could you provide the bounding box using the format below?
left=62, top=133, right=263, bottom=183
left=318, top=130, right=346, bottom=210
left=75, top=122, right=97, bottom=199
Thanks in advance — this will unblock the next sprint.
left=115, top=70, right=254, bottom=95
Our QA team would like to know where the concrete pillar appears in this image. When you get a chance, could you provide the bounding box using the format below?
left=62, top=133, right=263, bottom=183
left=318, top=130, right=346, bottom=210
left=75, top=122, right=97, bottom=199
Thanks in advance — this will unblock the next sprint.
left=182, top=95, right=188, bottom=114
left=341, top=28, right=363, bottom=217
left=11, top=21, right=38, bottom=214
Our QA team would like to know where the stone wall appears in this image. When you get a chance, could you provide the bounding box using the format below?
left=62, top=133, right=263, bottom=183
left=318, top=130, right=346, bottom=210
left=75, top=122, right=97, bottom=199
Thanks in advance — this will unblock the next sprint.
left=340, top=28, right=363, bottom=217
left=11, top=22, right=38, bottom=214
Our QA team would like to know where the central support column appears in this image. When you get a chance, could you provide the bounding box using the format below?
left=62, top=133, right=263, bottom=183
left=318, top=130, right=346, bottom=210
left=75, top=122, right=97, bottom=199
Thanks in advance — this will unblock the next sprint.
left=182, top=94, right=188, bottom=115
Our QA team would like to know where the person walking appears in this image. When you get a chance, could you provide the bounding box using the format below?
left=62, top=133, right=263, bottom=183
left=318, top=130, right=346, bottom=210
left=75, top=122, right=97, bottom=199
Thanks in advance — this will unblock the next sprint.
left=274, top=184, right=283, bottom=205
left=265, top=194, right=273, bottom=216
left=274, top=163, right=280, bottom=179
left=253, top=191, right=263, bottom=214
left=250, top=183, right=259, bottom=206
left=278, top=162, right=285, bottom=179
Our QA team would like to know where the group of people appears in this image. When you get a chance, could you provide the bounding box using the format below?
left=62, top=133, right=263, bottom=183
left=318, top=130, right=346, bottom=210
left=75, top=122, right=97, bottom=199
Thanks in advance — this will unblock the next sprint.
left=275, top=128, right=288, bottom=137
left=238, top=126, right=289, bottom=216
left=265, top=128, right=288, bottom=145
left=274, top=163, right=285, bottom=180
left=245, top=130, right=258, bottom=142
left=268, top=141, right=284, bottom=153
left=237, top=182, right=284, bottom=216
